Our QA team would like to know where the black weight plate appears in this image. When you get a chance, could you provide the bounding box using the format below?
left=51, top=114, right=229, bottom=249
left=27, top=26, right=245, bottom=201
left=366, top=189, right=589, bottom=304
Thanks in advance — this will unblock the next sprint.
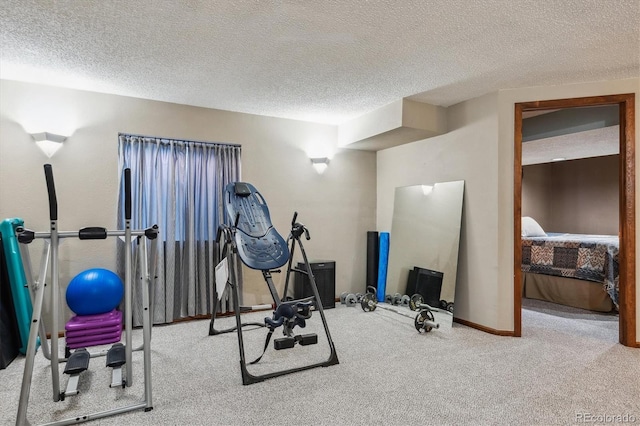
left=415, top=309, right=435, bottom=333
left=340, top=292, right=348, bottom=304
left=400, top=295, right=410, bottom=307
left=424, top=309, right=435, bottom=322
left=360, top=293, right=377, bottom=312
left=446, top=302, right=454, bottom=313
left=439, top=300, right=447, bottom=310
left=414, top=311, right=425, bottom=332
left=409, top=294, right=423, bottom=311
left=385, top=294, right=393, bottom=304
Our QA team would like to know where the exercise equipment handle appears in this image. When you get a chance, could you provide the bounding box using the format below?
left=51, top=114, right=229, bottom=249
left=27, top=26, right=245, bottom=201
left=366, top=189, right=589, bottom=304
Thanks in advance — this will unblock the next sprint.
left=44, top=164, right=58, bottom=221
left=78, top=227, right=108, bottom=240
left=290, top=212, right=311, bottom=240
left=124, top=168, right=132, bottom=221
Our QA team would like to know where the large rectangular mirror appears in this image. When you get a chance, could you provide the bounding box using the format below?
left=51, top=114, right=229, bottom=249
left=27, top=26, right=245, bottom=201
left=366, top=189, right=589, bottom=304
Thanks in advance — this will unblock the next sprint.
left=385, top=180, right=465, bottom=331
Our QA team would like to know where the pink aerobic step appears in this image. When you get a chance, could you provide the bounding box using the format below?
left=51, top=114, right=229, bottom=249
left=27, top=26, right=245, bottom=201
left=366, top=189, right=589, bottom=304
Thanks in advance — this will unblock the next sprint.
left=65, top=330, right=123, bottom=349
left=64, top=310, right=123, bottom=349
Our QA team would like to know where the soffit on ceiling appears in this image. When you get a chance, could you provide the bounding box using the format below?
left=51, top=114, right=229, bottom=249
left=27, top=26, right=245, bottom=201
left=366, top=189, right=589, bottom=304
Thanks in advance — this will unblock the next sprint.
left=522, top=105, right=620, bottom=165
left=522, top=125, right=619, bottom=166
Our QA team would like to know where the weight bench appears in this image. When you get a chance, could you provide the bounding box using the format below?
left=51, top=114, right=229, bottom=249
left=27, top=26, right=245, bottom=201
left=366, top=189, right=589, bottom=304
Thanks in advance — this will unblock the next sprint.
left=209, top=182, right=339, bottom=385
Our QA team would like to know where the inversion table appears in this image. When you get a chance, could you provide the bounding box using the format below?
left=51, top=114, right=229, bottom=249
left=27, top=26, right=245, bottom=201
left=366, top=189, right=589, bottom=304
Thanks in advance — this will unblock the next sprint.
left=209, top=182, right=339, bottom=385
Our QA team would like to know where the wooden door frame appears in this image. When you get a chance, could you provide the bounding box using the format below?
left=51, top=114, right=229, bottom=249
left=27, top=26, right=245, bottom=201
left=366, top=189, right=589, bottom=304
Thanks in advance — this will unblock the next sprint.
left=514, top=93, right=637, bottom=347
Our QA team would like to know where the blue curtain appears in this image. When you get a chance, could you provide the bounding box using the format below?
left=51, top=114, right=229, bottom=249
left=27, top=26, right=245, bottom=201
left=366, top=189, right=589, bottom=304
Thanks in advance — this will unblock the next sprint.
left=117, top=134, right=241, bottom=325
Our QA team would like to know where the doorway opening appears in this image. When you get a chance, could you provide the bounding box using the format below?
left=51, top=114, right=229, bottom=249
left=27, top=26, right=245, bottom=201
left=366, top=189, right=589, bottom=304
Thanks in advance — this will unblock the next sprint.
left=513, top=94, right=636, bottom=347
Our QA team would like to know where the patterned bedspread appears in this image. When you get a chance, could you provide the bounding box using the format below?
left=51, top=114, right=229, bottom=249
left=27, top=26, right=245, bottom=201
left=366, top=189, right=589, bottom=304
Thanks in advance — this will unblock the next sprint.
left=521, top=233, right=619, bottom=307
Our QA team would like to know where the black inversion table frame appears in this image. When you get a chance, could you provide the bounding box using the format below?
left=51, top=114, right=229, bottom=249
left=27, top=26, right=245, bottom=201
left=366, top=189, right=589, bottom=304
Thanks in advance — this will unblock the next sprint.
left=208, top=182, right=339, bottom=385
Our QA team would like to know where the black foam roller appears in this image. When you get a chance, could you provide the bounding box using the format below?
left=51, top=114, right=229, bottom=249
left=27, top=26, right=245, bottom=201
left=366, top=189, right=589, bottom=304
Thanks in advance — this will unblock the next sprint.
left=366, top=231, right=379, bottom=292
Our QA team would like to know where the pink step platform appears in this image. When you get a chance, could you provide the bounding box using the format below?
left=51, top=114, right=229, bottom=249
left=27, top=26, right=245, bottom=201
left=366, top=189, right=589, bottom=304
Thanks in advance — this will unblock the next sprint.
left=65, top=310, right=123, bottom=349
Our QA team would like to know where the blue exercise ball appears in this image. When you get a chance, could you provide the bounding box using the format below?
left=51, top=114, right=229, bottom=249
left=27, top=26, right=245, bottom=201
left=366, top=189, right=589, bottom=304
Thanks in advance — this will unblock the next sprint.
left=66, top=268, right=124, bottom=316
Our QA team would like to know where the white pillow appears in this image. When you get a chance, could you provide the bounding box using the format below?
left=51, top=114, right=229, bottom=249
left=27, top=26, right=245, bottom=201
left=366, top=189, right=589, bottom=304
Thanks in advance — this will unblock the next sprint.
left=522, top=217, right=546, bottom=237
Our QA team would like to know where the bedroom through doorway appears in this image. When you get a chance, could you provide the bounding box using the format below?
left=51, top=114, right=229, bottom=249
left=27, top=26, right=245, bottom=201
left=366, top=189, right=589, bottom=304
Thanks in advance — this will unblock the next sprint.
left=513, top=94, right=636, bottom=347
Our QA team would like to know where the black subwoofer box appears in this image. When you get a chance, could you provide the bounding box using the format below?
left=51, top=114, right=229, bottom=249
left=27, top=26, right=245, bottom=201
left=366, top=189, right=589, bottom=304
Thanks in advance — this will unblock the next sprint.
left=405, top=266, right=444, bottom=309
left=294, top=261, right=336, bottom=309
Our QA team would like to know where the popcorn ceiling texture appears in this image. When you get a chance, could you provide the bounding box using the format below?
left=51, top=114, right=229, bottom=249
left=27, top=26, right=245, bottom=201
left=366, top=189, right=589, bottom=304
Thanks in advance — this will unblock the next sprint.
left=1, top=0, right=638, bottom=124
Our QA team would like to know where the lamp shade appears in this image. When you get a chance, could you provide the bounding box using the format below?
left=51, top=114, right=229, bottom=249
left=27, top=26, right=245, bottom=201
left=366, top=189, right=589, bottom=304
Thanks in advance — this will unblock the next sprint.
left=310, top=157, right=329, bottom=174
left=31, top=132, right=66, bottom=157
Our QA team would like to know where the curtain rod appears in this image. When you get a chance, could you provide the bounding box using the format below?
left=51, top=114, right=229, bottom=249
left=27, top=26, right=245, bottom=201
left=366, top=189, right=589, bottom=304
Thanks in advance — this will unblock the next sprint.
left=119, top=132, right=242, bottom=148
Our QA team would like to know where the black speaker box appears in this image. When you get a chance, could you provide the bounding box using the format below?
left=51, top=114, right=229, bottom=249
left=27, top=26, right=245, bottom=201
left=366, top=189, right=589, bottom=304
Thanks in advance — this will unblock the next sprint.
left=405, top=268, right=417, bottom=297
left=405, top=266, right=444, bottom=309
left=295, top=261, right=336, bottom=309
left=414, top=267, right=444, bottom=309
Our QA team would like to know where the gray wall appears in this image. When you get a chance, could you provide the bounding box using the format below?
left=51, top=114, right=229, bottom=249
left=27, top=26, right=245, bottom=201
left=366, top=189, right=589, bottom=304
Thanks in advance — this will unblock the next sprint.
left=2, top=77, right=639, bottom=342
left=380, top=77, right=639, bottom=340
left=522, top=155, right=619, bottom=235
left=0, top=79, right=376, bottom=327
left=378, top=92, right=500, bottom=328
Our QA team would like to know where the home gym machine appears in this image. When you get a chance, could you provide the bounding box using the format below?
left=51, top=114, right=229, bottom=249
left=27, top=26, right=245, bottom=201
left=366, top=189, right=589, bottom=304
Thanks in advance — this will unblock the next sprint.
left=15, top=165, right=158, bottom=425
left=208, top=182, right=339, bottom=385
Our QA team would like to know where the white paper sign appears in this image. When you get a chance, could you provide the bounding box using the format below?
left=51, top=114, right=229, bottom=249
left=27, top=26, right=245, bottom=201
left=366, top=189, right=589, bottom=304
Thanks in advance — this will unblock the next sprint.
left=215, top=257, right=229, bottom=302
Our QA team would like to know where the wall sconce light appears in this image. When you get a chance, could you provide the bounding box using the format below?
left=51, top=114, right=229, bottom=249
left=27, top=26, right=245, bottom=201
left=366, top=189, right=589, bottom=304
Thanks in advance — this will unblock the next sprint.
left=31, top=132, right=66, bottom=158
left=421, top=185, right=433, bottom=196
left=310, top=157, right=330, bottom=174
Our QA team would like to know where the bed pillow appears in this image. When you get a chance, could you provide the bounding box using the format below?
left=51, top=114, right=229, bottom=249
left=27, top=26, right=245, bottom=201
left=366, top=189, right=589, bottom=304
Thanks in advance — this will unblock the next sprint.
left=521, top=217, right=546, bottom=237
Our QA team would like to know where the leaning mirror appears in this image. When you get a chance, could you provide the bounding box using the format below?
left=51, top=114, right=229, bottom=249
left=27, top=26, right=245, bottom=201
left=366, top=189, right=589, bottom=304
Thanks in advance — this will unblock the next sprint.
left=385, top=180, right=465, bottom=332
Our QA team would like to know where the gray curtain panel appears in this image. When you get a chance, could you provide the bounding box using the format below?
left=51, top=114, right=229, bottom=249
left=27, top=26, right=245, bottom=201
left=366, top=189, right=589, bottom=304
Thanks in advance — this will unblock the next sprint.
left=117, top=134, right=241, bottom=325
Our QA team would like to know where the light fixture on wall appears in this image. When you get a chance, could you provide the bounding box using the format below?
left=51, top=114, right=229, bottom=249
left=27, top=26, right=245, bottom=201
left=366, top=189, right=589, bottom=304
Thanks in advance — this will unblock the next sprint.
left=421, top=185, right=434, bottom=196
left=31, top=132, right=66, bottom=158
left=310, top=157, right=330, bottom=174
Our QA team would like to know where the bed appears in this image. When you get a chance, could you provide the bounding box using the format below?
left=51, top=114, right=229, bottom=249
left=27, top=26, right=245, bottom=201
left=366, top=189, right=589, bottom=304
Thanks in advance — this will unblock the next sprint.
left=520, top=217, right=619, bottom=312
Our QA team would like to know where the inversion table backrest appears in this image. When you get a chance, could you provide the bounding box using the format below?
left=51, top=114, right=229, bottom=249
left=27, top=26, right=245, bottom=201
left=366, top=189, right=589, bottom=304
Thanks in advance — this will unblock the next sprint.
left=225, top=182, right=290, bottom=270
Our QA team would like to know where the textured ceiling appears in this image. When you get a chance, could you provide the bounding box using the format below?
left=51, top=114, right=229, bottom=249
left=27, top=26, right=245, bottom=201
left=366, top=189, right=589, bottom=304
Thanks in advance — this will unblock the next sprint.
left=1, top=0, right=639, bottom=125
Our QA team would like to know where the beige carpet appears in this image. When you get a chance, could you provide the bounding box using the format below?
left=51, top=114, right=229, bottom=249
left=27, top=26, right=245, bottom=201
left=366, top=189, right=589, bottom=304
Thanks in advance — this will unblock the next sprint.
left=1, top=300, right=638, bottom=425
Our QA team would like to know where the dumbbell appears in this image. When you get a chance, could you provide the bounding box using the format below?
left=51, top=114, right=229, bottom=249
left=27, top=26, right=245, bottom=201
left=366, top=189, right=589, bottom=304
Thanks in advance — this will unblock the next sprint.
left=440, top=299, right=454, bottom=313
left=384, top=293, right=411, bottom=307
left=399, top=294, right=410, bottom=307
left=340, top=292, right=364, bottom=307
left=409, top=294, right=454, bottom=314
